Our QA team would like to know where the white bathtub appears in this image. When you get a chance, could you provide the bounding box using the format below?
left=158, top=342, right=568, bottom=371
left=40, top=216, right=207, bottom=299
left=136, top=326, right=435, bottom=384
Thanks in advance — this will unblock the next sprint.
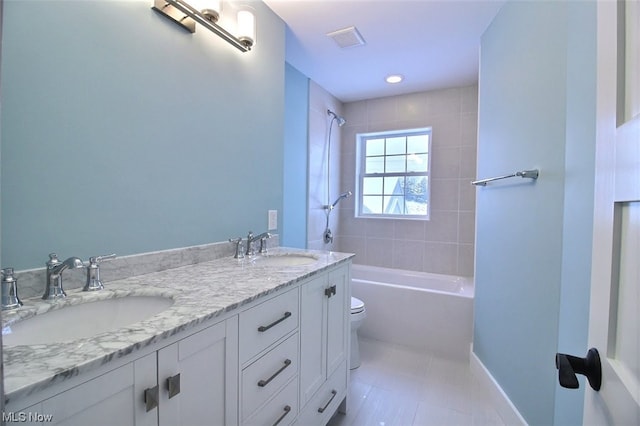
left=351, top=264, right=474, bottom=361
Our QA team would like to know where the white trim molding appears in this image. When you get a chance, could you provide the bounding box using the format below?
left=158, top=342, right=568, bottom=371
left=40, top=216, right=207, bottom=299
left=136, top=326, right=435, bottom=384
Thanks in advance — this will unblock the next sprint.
left=470, top=350, right=528, bottom=426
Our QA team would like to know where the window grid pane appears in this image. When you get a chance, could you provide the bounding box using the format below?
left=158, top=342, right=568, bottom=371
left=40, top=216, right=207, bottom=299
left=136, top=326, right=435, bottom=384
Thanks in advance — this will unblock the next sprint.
left=365, top=156, right=384, bottom=174
left=385, top=155, right=407, bottom=173
left=358, top=128, right=431, bottom=219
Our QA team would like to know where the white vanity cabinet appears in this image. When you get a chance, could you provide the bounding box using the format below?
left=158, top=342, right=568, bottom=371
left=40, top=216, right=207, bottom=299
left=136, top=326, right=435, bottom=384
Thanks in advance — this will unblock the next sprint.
left=5, top=318, right=238, bottom=426
left=297, top=264, right=350, bottom=425
left=5, top=257, right=353, bottom=426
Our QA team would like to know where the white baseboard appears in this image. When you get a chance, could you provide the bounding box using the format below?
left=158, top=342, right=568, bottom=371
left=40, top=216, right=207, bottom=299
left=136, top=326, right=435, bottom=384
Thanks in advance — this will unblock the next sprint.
left=470, top=350, right=528, bottom=426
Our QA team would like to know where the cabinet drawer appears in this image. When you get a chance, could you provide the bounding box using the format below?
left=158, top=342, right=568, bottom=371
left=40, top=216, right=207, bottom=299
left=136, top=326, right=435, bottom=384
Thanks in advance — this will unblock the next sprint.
left=239, top=287, right=299, bottom=363
left=243, top=376, right=298, bottom=426
left=295, top=360, right=347, bottom=426
left=242, top=332, right=299, bottom=421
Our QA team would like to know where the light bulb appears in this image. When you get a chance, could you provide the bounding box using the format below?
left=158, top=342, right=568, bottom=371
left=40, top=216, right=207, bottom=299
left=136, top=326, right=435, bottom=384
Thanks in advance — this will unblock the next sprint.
left=237, top=9, right=256, bottom=48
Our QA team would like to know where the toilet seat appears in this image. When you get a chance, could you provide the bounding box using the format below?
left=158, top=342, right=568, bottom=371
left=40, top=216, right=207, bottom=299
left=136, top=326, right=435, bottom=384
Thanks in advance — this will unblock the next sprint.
left=351, top=296, right=365, bottom=314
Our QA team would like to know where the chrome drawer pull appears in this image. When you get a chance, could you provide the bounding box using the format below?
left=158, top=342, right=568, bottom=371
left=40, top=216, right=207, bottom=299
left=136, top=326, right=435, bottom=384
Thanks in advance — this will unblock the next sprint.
left=272, top=405, right=292, bottom=426
left=257, top=359, right=292, bottom=387
left=258, top=311, right=292, bottom=332
left=317, top=389, right=337, bottom=413
left=144, top=385, right=159, bottom=412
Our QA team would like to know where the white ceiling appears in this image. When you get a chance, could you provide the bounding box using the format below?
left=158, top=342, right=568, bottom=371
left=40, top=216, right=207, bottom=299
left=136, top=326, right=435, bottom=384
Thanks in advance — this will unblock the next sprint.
left=263, top=0, right=505, bottom=102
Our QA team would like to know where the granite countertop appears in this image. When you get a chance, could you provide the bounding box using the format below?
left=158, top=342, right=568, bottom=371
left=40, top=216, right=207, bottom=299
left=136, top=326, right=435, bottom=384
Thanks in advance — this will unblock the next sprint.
left=2, top=247, right=354, bottom=404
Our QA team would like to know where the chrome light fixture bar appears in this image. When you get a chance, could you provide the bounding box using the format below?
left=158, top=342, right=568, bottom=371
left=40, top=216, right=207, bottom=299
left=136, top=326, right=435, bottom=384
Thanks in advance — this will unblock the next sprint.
left=152, top=0, right=253, bottom=52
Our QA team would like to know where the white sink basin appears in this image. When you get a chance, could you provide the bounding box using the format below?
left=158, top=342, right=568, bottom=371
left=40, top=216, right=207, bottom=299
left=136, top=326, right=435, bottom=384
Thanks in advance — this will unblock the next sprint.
left=252, top=254, right=318, bottom=267
left=3, top=296, right=174, bottom=346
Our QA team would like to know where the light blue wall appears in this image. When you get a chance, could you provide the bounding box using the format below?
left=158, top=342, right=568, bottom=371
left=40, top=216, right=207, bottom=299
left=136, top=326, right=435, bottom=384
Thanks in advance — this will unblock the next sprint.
left=282, top=62, right=308, bottom=248
left=1, top=0, right=285, bottom=270
left=475, top=1, right=596, bottom=424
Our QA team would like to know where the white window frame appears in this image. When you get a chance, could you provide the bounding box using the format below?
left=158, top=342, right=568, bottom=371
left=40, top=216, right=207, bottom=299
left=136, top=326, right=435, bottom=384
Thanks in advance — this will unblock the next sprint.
left=355, top=127, right=432, bottom=220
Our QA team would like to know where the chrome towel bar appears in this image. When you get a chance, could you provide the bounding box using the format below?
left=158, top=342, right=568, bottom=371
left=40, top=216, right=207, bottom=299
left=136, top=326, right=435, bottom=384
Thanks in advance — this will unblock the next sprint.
left=471, top=169, right=539, bottom=186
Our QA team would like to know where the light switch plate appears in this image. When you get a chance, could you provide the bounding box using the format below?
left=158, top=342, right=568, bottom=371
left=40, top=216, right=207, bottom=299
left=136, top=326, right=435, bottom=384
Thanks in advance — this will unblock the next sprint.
left=268, top=210, right=277, bottom=230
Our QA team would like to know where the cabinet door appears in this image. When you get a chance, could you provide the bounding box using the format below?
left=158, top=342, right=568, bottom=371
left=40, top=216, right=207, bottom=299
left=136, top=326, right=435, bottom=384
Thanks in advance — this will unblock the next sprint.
left=326, top=265, right=349, bottom=376
left=158, top=318, right=239, bottom=426
left=298, top=274, right=328, bottom=406
left=9, top=354, right=157, bottom=426
left=294, top=360, right=347, bottom=426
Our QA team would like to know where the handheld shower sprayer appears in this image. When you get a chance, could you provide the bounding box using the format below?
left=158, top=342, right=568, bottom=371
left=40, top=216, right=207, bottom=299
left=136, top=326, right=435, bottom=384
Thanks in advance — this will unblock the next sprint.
left=323, top=108, right=347, bottom=244
left=326, top=191, right=352, bottom=210
left=327, top=109, right=346, bottom=127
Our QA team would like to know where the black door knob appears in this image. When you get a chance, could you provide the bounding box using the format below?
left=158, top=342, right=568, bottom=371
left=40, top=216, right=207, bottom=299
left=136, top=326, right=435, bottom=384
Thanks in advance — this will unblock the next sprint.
left=555, top=348, right=601, bottom=391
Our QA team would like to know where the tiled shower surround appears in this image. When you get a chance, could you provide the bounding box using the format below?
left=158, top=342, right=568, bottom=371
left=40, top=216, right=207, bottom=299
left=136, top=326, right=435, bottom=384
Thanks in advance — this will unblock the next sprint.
left=332, top=86, right=478, bottom=276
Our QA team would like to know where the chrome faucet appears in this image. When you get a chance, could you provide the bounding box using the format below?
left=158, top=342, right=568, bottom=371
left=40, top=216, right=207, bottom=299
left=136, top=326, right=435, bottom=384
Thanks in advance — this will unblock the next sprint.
left=43, top=253, right=84, bottom=300
left=245, top=231, right=271, bottom=256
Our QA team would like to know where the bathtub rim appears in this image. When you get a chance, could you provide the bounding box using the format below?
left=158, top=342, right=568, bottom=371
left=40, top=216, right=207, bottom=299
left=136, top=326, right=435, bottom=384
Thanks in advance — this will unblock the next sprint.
left=351, top=263, right=475, bottom=298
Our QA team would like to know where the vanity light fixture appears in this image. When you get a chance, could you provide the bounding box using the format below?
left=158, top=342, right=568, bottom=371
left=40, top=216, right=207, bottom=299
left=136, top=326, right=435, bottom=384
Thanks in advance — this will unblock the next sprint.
left=190, top=0, right=221, bottom=22
left=152, top=0, right=255, bottom=52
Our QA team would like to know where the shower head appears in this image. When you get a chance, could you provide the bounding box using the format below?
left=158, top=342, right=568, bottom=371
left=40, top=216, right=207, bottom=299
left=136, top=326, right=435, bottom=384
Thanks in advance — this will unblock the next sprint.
left=327, top=109, right=346, bottom=127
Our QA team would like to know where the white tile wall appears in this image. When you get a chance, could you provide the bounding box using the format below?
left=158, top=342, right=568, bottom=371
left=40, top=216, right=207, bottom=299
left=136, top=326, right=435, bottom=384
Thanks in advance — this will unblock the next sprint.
left=307, top=81, right=345, bottom=250
left=332, top=86, right=478, bottom=276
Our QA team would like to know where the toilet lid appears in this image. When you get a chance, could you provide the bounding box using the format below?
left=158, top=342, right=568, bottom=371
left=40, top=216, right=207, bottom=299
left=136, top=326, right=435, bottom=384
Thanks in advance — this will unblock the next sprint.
left=351, top=297, right=364, bottom=314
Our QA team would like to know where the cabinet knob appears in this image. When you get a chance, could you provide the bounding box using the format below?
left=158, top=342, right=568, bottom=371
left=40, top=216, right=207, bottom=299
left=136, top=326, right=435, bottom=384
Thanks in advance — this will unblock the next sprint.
left=324, top=285, right=337, bottom=298
left=144, top=385, right=159, bottom=412
left=166, top=373, right=181, bottom=399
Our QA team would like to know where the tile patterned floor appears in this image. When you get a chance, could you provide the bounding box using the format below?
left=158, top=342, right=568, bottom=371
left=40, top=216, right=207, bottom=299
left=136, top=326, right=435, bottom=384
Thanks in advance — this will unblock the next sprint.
left=328, top=338, right=506, bottom=426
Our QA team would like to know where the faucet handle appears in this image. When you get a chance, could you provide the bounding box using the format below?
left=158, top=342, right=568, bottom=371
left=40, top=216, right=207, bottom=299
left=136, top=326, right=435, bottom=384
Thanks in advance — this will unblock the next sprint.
left=1, top=268, right=15, bottom=279
left=89, top=253, right=116, bottom=264
left=84, top=253, right=116, bottom=292
left=47, top=253, right=61, bottom=268
left=229, top=238, right=245, bottom=259
left=1, top=267, right=22, bottom=310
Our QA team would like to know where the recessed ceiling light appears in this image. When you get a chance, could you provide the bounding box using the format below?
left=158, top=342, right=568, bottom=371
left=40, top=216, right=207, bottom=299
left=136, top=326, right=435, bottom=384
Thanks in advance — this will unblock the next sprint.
left=385, top=74, right=403, bottom=84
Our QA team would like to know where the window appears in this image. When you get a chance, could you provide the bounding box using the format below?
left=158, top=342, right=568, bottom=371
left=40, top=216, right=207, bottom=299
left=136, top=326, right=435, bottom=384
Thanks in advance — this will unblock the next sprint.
left=356, top=128, right=431, bottom=219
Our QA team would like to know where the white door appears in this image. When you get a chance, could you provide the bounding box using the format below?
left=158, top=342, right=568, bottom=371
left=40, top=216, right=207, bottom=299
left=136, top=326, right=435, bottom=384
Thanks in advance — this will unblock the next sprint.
left=584, top=0, right=640, bottom=424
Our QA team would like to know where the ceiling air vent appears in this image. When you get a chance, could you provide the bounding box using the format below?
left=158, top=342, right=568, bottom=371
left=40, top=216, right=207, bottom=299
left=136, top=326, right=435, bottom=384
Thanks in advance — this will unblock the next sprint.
left=326, top=26, right=366, bottom=49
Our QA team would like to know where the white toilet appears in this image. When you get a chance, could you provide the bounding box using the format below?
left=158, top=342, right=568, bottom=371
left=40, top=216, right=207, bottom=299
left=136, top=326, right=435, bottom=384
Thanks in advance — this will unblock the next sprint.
left=350, top=296, right=366, bottom=369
